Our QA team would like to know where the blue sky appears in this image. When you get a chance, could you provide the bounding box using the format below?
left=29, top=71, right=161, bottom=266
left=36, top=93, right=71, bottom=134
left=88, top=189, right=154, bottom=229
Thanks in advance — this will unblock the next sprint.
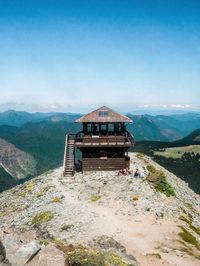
left=0, top=0, right=200, bottom=113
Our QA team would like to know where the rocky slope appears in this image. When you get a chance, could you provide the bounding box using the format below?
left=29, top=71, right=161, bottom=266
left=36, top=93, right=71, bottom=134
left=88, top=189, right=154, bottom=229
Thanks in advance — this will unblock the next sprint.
left=0, top=153, right=200, bottom=266
left=0, top=138, right=37, bottom=180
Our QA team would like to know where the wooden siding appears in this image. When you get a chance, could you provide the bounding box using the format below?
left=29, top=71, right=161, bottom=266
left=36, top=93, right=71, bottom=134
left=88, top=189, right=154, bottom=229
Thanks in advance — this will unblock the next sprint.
left=82, top=157, right=129, bottom=171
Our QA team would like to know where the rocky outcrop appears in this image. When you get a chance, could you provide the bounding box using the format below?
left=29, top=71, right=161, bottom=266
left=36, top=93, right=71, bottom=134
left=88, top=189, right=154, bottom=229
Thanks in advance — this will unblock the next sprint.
left=0, top=138, right=36, bottom=179
left=0, top=153, right=200, bottom=265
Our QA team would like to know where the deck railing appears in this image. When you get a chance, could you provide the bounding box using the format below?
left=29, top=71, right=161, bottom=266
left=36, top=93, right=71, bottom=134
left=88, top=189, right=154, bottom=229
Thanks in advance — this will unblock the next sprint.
left=73, top=131, right=134, bottom=146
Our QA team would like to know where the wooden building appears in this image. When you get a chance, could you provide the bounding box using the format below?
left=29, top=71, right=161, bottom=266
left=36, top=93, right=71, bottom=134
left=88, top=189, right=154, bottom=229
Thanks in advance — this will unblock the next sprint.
left=63, top=106, right=134, bottom=176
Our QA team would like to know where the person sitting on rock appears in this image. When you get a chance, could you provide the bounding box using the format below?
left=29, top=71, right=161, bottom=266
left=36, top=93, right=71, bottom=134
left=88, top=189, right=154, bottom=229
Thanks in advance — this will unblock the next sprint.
left=134, top=168, right=140, bottom=177
left=118, top=167, right=132, bottom=176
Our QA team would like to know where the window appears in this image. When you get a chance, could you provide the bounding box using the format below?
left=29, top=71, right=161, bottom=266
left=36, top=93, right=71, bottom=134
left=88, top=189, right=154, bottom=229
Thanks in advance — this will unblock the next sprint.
left=100, top=124, right=107, bottom=135
left=99, top=111, right=109, bottom=117
left=87, top=124, right=91, bottom=133
left=108, top=123, right=114, bottom=132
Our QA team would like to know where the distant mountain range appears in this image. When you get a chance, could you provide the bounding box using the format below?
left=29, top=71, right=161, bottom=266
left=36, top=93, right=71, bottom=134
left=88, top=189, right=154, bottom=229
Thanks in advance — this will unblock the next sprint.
left=0, top=110, right=81, bottom=127
left=0, top=110, right=200, bottom=192
left=1, top=110, right=200, bottom=141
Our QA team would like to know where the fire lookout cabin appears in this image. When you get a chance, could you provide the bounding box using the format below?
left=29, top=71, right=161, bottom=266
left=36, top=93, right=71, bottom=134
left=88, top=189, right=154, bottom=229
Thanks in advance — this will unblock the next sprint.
left=63, top=106, right=134, bottom=176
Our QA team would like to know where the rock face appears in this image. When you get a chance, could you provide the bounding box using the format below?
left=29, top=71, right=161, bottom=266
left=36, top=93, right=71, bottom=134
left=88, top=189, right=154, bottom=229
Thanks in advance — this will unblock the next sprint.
left=0, top=138, right=36, bottom=179
left=9, top=241, right=41, bottom=266
left=0, top=240, right=6, bottom=263
left=27, top=244, right=66, bottom=266
left=0, top=152, right=200, bottom=266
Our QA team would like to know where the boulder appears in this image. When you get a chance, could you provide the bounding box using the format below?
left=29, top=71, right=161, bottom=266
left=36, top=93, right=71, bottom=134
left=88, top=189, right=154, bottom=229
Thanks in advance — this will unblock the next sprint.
left=0, top=240, right=6, bottom=262
left=10, top=240, right=41, bottom=266
left=27, top=243, right=65, bottom=266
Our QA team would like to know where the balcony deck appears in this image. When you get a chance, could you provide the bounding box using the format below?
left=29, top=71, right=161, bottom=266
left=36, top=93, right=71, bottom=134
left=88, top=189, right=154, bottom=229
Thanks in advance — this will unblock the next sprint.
left=73, top=132, right=134, bottom=147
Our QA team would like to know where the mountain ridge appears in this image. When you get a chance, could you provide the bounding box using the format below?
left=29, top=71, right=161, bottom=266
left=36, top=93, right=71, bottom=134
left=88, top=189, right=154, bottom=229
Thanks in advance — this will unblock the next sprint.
left=1, top=110, right=200, bottom=141
left=0, top=153, right=199, bottom=266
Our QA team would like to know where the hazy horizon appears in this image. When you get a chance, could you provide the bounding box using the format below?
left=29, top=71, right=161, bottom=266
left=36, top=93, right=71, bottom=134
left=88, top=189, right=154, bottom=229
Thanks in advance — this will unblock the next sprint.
left=1, top=1, right=200, bottom=112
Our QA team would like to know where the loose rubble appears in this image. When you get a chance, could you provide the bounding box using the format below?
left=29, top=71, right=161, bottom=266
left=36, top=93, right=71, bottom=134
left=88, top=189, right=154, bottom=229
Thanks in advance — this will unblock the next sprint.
left=0, top=152, right=199, bottom=265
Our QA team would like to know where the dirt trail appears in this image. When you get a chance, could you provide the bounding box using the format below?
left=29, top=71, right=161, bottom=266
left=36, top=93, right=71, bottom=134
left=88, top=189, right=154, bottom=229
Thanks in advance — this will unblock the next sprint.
left=47, top=155, right=200, bottom=266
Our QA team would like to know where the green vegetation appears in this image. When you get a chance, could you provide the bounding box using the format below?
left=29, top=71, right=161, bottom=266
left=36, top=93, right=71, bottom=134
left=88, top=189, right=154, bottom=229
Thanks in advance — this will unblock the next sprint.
left=60, top=224, right=73, bottom=231
left=64, top=245, right=134, bottom=266
left=18, top=180, right=36, bottom=197
left=154, top=145, right=200, bottom=159
left=37, top=186, right=50, bottom=198
left=154, top=176, right=176, bottom=197
left=179, top=215, right=200, bottom=236
left=146, top=163, right=175, bottom=197
left=146, top=164, right=157, bottom=174
left=39, top=239, right=49, bottom=246
left=32, top=211, right=54, bottom=225
left=178, top=226, right=200, bottom=251
left=91, top=195, right=102, bottom=202
left=0, top=211, right=6, bottom=217
left=133, top=129, right=200, bottom=195
left=179, top=215, right=192, bottom=224
left=146, top=253, right=161, bottom=259
left=52, top=197, right=62, bottom=203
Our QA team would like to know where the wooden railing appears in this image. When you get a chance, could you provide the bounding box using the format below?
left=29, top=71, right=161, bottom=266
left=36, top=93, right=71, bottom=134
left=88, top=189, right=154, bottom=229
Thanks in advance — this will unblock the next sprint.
left=73, top=131, right=134, bottom=146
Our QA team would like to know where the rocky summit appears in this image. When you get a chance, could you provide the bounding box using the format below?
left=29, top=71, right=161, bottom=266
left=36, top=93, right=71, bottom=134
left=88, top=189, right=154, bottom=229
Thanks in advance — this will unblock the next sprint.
left=0, top=153, right=200, bottom=266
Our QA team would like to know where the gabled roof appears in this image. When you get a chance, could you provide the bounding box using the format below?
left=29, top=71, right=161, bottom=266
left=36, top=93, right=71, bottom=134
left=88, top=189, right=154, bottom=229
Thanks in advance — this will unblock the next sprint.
left=75, top=106, right=132, bottom=123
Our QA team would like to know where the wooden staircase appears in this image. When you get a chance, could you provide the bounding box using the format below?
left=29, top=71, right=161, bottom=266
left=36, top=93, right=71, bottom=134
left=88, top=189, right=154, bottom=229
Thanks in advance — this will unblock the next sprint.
left=63, top=135, right=75, bottom=177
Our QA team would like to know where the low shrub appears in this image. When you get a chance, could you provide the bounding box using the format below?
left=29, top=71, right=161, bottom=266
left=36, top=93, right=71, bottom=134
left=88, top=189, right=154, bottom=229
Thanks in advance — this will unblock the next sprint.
left=178, top=226, right=200, bottom=251
left=60, top=224, right=73, bottom=231
left=91, top=195, right=102, bottom=202
left=0, top=211, right=6, bottom=217
left=52, top=197, right=62, bottom=203
left=154, top=177, right=176, bottom=197
left=37, top=186, right=50, bottom=198
left=146, top=164, right=157, bottom=174
left=18, top=180, right=36, bottom=197
left=146, top=164, right=175, bottom=197
left=146, top=253, right=161, bottom=259
left=32, top=211, right=54, bottom=225
left=65, top=245, right=135, bottom=266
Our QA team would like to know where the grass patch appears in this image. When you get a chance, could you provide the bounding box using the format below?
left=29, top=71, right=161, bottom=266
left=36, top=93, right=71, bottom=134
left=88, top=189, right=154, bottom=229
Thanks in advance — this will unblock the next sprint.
left=18, top=180, right=36, bottom=197
left=146, top=164, right=175, bottom=197
left=146, top=253, right=161, bottom=259
left=147, top=164, right=157, bottom=174
left=190, top=224, right=200, bottom=236
left=178, top=226, right=200, bottom=251
left=37, top=186, right=50, bottom=198
left=179, top=215, right=200, bottom=236
left=64, top=245, right=135, bottom=266
left=60, top=224, right=73, bottom=232
left=39, top=239, right=49, bottom=246
left=91, top=195, right=102, bottom=202
left=52, top=197, right=62, bottom=203
left=32, top=211, right=54, bottom=225
left=179, top=215, right=192, bottom=224
left=0, top=211, right=6, bottom=217
left=154, top=176, right=176, bottom=197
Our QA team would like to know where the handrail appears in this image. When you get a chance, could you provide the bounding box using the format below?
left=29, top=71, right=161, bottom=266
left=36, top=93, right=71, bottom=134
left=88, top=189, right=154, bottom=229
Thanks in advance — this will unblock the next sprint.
left=74, top=131, right=134, bottom=146
left=63, top=134, right=68, bottom=174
